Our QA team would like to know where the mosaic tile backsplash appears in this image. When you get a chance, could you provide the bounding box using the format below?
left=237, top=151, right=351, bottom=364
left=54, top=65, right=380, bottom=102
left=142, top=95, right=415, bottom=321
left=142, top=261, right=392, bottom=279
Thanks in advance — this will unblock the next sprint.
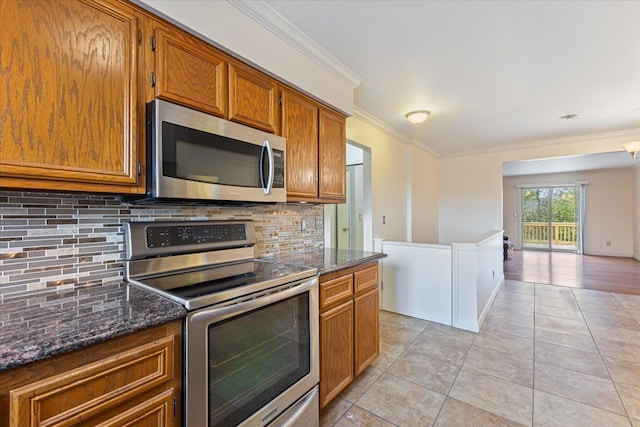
left=0, top=191, right=324, bottom=300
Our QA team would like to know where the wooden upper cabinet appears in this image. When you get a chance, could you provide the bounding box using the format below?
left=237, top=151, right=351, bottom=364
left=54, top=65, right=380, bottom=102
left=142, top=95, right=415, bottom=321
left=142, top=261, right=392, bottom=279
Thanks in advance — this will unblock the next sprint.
left=282, top=87, right=346, bottom=203
left=319, top=108, right=346, bottom=201
left=282, top=89, right=319, bottom=200
left=153, top=24, right=228, bottom=118
left=228, top=62, right=279, bottom=133
left=0, top=0, right=141, bottom=193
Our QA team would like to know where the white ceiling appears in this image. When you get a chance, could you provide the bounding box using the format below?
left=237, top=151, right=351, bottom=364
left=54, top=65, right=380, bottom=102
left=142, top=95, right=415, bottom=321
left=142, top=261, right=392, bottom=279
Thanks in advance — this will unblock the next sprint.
left=261, top=0, right=640, bottom=162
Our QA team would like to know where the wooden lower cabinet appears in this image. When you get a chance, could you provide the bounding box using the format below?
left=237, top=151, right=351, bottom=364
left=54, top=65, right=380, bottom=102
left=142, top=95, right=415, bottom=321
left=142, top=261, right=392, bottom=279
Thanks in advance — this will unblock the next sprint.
left=354, top=288, right=380, bottom=376
left=1, top=321, right=182, bottom=427
left=319, top=262, right=379, bottom=408
left=320, top=300, right=354, bottom=406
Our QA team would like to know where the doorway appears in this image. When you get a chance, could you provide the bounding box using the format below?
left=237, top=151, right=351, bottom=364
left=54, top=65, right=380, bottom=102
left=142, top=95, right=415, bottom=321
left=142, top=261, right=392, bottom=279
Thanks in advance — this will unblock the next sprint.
left=325, top=141, right=372, bottom=251
left=336, top=164, right=364, bottom=250
left=521, top=185, right=584, bottom=252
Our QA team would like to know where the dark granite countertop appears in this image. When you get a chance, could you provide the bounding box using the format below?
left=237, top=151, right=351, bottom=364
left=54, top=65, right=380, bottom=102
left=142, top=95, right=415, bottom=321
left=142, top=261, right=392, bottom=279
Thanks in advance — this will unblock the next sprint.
left=1, top=249, right=384, bottom=371
left=0, top=280, right=187, bottom=370
left=262, top=248, right=387, bottom=275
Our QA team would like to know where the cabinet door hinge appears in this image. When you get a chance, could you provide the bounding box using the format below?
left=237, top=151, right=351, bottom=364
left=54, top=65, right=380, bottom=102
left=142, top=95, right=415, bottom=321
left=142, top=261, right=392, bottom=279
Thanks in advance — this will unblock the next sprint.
left=136, top=161, right=142, bottom=177
left=150, top=35, right=156, bottom=51
left=150, top=72, right=156, bottom=87
left=137, top=29, right=142, bottom=45
left=278, top=96, right=283, bottom=106
left=173, top=397, right=178, bottom=418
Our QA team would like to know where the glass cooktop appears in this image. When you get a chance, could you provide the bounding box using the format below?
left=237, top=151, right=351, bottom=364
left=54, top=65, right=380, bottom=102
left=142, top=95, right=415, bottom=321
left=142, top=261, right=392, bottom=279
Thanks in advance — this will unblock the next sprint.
left=131, top=259, right=316, bottom=311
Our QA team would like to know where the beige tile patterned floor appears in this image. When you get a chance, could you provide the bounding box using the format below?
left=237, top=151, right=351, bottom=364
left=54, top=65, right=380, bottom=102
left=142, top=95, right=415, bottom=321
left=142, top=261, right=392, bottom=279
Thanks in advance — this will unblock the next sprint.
left=320, top=279, right=640, bottom=427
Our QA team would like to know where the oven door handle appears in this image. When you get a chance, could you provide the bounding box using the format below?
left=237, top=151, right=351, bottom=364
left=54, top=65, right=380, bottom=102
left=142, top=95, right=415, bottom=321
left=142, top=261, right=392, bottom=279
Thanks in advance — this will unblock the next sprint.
left=189, top=277, right=318, bottom=325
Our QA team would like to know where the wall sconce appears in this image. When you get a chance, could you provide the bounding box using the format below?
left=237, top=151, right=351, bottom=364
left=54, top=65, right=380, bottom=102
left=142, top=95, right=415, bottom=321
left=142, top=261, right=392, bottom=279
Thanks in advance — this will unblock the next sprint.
left=622, top=141, right=640, bottom=158
left=405, top=110, right=431, bottom=124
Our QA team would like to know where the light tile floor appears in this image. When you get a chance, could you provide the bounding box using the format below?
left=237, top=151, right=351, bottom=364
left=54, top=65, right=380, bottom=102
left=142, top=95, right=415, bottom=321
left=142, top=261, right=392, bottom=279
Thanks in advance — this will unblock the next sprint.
left=320, top=279, right=640, bottom=427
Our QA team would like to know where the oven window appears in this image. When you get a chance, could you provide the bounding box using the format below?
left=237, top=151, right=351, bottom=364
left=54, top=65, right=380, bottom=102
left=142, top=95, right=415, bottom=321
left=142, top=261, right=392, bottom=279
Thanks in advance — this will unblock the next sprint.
left=208, top=293, right=311, bottom=427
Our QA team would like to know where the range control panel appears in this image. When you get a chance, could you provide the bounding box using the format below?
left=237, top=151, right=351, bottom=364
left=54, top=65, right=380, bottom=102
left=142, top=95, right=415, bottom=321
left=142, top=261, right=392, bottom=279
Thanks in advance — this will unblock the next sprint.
left=124, top=220, right=255, bottom=260
left=146, top=223, right=247, bottom=248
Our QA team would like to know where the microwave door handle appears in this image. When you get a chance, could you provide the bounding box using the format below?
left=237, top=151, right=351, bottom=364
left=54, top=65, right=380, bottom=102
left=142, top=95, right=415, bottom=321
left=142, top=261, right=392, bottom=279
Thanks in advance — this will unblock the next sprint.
left=260, top=140, right=274, bottom=195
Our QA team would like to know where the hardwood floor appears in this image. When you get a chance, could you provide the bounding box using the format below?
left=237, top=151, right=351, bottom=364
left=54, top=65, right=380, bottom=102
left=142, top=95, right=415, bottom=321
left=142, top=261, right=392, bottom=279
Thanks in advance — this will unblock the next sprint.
left=504, top=249, right=640, bottom=295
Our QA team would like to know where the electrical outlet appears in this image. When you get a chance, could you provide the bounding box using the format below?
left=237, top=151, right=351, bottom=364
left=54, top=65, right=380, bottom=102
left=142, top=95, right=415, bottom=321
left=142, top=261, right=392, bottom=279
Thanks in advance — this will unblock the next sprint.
left=315, top=217, right=323, bottom=229
left=606, top=241, right=611, bottom=246
left=383, top=215, right=386, bottom=225
left=301, top=219, right=307, bottom=230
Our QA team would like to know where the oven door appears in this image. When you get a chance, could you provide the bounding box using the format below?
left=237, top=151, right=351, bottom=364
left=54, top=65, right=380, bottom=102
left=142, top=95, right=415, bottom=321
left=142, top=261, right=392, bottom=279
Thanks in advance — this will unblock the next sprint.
left=185, top=277, right=319, bottom=427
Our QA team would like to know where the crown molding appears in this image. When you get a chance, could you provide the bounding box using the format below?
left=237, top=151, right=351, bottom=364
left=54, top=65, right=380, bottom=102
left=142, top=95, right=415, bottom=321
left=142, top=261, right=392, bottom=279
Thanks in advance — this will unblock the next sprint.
left=439, top=128, right=640, bottom=158
left=227, top=0, right=362, bottom=89
left=352, top=107, right=441, bottom=157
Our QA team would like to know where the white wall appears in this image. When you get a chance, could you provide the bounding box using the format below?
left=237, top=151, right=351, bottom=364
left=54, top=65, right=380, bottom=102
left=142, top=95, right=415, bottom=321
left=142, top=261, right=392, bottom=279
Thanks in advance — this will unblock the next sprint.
left=410, top=146, right=439, bottom=243
left=503, top=169, right=634, bottom=257
left=438, top=130, right=640, bottom=244
left=347, top=116, right=408, bottom=242
left=347, top=115, right=440, bottom=246
left=136, top=0, right=353, bottom=114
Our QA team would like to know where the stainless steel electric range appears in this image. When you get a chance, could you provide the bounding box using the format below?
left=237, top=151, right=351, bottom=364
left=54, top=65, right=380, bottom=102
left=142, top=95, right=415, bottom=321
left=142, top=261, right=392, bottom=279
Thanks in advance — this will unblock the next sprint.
left=124, top=220, right=319, bottom=427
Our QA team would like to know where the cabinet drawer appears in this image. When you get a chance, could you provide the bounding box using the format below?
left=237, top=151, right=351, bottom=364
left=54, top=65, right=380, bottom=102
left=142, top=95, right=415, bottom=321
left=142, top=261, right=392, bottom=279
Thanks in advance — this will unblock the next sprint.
left=94, top=389, right=174, bottom=427
left=10, top=336, right=174, bottom=426
left=354, top=264, right=379, bottom=294
left=320, top=274, right=353, bottom=309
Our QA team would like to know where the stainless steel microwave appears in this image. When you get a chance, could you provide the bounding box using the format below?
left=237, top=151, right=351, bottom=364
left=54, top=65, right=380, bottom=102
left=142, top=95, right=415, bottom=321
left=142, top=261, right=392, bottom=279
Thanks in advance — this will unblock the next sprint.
left=131, top=99, right=286, bottom=204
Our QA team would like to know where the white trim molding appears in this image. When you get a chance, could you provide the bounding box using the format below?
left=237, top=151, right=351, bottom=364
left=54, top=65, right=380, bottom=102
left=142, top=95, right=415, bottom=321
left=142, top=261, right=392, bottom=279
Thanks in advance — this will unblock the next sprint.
left=228, top=0, right=362, bottom=89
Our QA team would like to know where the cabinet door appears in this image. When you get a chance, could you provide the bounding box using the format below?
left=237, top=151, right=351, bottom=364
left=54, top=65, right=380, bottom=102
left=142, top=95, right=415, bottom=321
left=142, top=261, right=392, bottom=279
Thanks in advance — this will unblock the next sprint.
left=281, top=90, right=319, bottom=200
left=154, top=24, right=227, bottom=117
left=10, top=336, right=175, bottom=426
left=354, top=288, right=379, bottom=376
left=319, top=300, right=354, bottom=408
left=319, top=108, right=346, bottom=201
left=0, top=0, right=140, bottom=193
left=228, top=63, right=279, bottom=133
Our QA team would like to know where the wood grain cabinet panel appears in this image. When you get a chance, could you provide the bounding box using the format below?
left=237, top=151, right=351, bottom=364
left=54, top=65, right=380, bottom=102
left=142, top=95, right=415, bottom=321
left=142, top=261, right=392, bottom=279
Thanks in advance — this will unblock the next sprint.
left=154, top=24, right=228, bottom=118
left=354, top=263, right=379, bottom=295
left=1, top=321, right=181, bottom=427
left=94, top=389, right=174, bottom=427
left=228, top=63, right=279, bottom=133
left=282, top=90, right=347, bottom=203
left=354, top=288, right=380, bottom=376
left=318, top=262, right=379, bottom=408
left=319, top=300, right=354, bottom=408
left=10, top=336, right=174, bottom=426
left=0, top=0, right=141, bottom=193
left=320, top=274, right=353, bottom=310
left=318, top=108, right=346, bottom=201
left=281, top=89, right=319, bottom=199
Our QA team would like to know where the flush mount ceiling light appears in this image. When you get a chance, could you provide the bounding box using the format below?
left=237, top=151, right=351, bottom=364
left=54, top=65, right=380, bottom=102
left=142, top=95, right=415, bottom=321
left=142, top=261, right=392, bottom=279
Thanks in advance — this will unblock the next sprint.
left=623, top=141, right=640, bottom=159
left=405, top=110, right=431, bottom=124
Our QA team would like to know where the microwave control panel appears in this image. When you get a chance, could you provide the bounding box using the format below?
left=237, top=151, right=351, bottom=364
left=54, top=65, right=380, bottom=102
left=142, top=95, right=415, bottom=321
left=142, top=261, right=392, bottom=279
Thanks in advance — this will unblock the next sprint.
left=273, top=149, right=285, bottom=188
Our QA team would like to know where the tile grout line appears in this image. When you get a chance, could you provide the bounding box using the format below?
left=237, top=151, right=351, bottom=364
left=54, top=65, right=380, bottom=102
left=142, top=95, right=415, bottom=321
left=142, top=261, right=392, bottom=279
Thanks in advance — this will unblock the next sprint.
left=572, top=287, right=634, bottom=423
